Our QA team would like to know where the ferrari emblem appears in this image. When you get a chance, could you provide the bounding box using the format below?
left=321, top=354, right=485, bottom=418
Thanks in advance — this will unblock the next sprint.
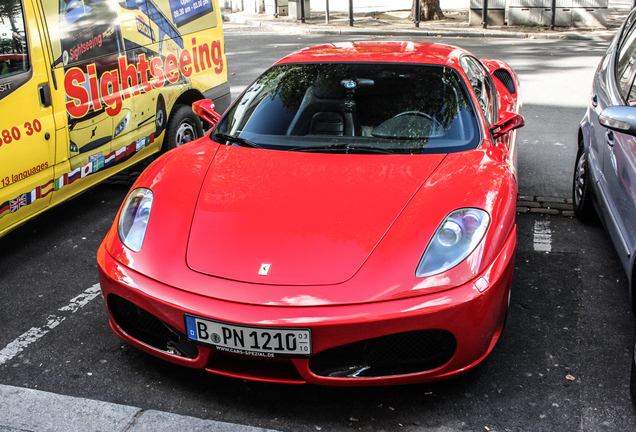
left=259, top=264, right=271, bottom=276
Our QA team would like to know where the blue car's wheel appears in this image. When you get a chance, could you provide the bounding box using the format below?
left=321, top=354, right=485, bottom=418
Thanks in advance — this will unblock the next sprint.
left=573, top=143, right=597, bottom=223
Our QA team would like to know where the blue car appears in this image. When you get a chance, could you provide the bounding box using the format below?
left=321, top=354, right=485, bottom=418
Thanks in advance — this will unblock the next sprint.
left=574, top=8, right=636, bottom=405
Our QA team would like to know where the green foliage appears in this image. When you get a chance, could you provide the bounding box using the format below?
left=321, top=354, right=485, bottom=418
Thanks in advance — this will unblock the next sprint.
left=259, top=64, right=318, bottom=112
left=0, top=0, right=21, bottom=21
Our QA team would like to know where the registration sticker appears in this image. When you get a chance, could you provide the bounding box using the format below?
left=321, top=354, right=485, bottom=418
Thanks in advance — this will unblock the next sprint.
left=185, top=315, right=311, bottom=358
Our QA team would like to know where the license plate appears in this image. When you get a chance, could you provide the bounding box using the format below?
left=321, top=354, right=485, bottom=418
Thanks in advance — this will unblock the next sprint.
left=185, top=315, right=311, bottom=358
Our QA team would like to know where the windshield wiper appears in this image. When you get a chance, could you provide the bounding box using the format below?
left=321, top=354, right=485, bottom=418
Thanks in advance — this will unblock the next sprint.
left=289, top=144, right=397, bottom=154
left=214, top=133, right=264, bottom=149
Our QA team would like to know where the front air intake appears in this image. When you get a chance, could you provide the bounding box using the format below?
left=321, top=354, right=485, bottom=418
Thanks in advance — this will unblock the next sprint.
left=108, top=295, right=198, bottom=358
left=309, top=329, right=456, bottom=378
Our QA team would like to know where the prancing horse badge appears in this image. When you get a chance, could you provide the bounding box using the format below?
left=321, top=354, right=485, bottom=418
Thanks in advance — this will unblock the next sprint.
left=259, top=263, right=271, bottom=276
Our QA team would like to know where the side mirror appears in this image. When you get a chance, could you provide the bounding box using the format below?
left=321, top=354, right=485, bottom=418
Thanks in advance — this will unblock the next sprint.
left=192, top=99, right=222, bottom=128
left=599, top=106, right=636, bottom=137
left=490, top=112, right=524, bottom=139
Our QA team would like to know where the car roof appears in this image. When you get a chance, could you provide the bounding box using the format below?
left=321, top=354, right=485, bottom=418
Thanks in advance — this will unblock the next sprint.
left=275, top=41, right=470, bottom=68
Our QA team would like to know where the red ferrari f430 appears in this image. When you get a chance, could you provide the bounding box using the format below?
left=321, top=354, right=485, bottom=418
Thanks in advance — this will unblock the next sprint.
left=97, top=41, right=524, bottom=386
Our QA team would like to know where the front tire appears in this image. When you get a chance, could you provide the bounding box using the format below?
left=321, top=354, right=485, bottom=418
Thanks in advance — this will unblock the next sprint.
left=162, top=104, right=203, bottom=152
left=572, top=143, right=597, bottom=223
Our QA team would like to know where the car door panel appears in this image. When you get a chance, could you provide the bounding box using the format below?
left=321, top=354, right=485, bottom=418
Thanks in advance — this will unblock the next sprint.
left=602, top=19, right=636, bottom=269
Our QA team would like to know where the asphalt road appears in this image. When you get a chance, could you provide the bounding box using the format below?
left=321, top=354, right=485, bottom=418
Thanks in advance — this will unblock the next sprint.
left=0, top=30, right=634, bottom=431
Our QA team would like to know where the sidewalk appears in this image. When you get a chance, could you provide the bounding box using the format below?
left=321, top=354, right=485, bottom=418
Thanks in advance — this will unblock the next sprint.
left=0, top=384, right=279, bottom=432
left=223, top=0, right=633, bottom=40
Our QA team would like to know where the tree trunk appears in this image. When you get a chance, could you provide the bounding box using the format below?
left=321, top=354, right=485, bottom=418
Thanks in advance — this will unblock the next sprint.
left=410, top=0, right=445, bottom=21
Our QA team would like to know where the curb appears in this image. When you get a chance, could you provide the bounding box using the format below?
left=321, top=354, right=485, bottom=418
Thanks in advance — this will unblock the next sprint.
left=0, top=384, right=279, bottom=432
left=224, top=14, right=617, bottom=41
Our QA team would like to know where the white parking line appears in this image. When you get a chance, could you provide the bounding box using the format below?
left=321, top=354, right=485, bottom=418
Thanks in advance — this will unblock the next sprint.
left=533, top=220, right=552, bottom=252
left=0, top=283, right=101, bottom=366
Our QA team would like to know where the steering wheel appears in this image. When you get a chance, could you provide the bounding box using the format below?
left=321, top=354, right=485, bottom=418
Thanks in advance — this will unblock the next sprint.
left=372, top=111, right=444, bottom=140
left=393, top=111, right=442, bottom=127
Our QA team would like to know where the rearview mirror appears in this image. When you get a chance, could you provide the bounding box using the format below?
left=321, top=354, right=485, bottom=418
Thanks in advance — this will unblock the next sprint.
left=599, top=106, right=636, bottom=137
left=490, top=112, right=524, bottom=139
left=192, top=99, right=222, bottom=128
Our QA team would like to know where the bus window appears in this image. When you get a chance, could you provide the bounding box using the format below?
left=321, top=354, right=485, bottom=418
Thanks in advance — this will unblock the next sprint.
left=0, top=4, right=28, bottom=79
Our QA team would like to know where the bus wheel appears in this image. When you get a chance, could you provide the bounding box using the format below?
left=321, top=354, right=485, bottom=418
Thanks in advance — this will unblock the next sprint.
left=163, top=104, right=203, bottom=152
left=155, top=96, right=166, bottom=137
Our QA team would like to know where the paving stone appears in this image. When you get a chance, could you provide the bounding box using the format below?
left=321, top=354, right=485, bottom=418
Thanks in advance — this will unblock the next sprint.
left=530, top=208, right=560, bottom=215
left=536, top=196, right=567, bottom=204
left=517, top=201, right=541, bottom=208
left=544, top=202, right=573, bottom=210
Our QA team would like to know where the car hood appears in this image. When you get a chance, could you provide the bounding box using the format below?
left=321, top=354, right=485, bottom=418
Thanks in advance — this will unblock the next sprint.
left=186, top=146, right=446, bottom=286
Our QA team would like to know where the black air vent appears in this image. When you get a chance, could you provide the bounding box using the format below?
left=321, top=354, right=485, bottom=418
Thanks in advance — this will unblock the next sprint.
left=108, top=295, right=198, bottom=358
left=309, top=329, right=456, bottom=378
left=493, top=69, right=516, bottom=95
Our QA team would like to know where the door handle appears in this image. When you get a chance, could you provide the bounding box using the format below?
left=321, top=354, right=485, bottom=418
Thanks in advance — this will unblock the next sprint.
left=39, top=83, right=51, bottom=107
left=591, top=94, right=598, bottom=108
left=606, top=129, right=615, bottom=148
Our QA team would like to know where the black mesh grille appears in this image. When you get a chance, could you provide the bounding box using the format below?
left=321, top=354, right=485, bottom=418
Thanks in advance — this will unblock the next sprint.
left=493, top=69, right=516, bottom=95
left=364, top=330, right=454, bottom=367
left=110, top=295, right=173, bottom=341
left=309, top=329, right=456, bottom=378
left=108, top=295, right=198, bottom=358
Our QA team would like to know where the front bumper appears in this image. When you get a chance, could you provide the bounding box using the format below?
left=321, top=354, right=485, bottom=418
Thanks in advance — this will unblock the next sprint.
left=97, top=226, right=516, bottom=386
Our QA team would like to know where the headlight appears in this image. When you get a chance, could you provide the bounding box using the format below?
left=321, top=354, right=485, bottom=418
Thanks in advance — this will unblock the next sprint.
left=114, top=112, right=130, bottom=137
left=416, top=208, right=490, bottom=277
left=118, top=188, right=153, bottom=252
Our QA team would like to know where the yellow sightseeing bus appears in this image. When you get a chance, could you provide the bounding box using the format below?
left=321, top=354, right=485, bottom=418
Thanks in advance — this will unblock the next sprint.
left=0, top=0, right=229, bottom=237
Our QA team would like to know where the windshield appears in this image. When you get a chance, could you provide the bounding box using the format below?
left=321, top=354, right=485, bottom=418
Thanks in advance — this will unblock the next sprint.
left=214, top=62, right=481, bottom=154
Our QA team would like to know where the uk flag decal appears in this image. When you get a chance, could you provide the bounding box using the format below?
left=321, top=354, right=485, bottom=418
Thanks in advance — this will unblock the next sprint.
left=10, top=194, right=26, bottom=212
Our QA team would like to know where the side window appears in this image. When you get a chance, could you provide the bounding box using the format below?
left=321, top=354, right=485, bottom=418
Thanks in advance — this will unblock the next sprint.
left=460, top=56, right=496, bottom=125
left=617, top=21, right=636, bottom=105
left=0, top=0, right=28, bottom=79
